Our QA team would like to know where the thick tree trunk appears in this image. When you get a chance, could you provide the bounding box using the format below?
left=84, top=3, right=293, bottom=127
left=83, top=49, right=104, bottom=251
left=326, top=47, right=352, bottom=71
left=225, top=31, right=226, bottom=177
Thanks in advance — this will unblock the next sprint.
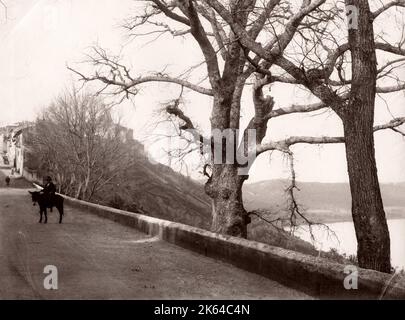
left=205, top=164, right=248, bottom=237
left=342, top=0, right=391, bottom=272
left=203, top=75, right=270, bottom=238
left=343, top=118, right=391, bottom=273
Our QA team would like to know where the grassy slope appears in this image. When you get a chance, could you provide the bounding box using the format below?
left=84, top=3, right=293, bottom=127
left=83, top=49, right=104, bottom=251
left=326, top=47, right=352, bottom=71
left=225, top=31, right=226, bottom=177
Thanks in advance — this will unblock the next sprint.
left=92, top=149, right=212, bottom=230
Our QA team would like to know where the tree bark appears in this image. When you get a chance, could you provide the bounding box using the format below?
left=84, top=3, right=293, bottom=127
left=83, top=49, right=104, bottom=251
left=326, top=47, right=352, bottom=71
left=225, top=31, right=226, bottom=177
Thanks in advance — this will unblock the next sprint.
left=204, top=78, right=251, bottom=238
left=342, top=0, right=391, bottom=272
left=343, top=119, right=391, bottom=272
left=205, top=164, right=248, bottom=237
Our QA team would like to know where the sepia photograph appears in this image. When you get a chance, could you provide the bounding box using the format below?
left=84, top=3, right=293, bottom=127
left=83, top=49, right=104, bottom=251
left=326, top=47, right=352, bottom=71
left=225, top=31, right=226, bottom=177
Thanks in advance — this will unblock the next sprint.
left=0, top=0, right=404, bottom=309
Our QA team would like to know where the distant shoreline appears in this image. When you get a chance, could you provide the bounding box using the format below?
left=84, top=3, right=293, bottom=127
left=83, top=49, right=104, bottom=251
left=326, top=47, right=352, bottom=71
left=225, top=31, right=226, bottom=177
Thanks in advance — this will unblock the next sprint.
left=308, top=211, right=405, bottom=225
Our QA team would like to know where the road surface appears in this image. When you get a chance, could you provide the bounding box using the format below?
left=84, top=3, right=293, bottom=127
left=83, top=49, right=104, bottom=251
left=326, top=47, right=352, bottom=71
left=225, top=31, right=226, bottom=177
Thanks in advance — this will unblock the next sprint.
left=0, top=181, right=311, bottom=299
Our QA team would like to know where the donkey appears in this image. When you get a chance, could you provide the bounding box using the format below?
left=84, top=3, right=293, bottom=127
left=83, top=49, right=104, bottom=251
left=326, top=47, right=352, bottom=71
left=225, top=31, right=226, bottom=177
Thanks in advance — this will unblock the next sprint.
left=29, top=191, right=64, bottom=224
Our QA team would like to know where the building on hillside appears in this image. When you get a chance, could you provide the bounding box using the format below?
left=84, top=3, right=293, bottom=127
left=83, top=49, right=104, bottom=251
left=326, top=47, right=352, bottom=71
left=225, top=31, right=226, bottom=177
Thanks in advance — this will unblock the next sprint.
left=112, top=124, right=134, bottom=143
left=13, top=129, right=24, bottom=174
left=0, top=124, right=20, bottom=164
left=107, top=124, right=145, bottom=154
left=0, top=122, right=34, bottom=174
left=0, top=128, right=7, bottom=154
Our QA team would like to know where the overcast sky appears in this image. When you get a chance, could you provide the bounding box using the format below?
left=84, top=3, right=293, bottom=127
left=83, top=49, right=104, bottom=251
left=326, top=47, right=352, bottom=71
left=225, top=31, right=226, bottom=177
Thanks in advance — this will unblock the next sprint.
left=0, top=0, right=404, bottom=184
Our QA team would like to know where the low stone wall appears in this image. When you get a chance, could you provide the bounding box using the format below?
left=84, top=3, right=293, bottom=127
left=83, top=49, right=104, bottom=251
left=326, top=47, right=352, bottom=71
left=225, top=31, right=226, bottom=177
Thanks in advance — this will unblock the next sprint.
left=35, top=184, right=405, bottom=299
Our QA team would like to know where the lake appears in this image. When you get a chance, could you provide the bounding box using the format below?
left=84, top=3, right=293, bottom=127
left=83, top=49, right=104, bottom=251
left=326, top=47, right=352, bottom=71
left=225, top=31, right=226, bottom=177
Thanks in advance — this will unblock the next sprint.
left=292, top=219, right=405, bottom=270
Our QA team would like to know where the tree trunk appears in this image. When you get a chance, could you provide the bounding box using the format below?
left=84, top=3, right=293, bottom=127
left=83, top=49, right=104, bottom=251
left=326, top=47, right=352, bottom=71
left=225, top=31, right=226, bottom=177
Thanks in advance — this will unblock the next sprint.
left=342, top=0, right=391, bottom=273
left=205, top=164, right=249, bottom=237
left=343, top=118, right=391, bottom=273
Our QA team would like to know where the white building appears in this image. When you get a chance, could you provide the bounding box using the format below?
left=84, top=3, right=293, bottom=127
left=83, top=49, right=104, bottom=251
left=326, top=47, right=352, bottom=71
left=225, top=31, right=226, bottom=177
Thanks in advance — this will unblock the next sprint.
left=0, top=132, right=6, bottom=154
left=0, top=122, right=34, bottom=173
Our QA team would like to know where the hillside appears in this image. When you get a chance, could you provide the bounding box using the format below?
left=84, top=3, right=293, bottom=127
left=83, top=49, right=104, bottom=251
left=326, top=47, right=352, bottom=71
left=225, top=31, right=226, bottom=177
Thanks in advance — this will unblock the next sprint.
left=93, top=142, right=213, bottom=230
left=125, top=164, right=404, bottom=261
left=91, top=143, right=326, bottom=259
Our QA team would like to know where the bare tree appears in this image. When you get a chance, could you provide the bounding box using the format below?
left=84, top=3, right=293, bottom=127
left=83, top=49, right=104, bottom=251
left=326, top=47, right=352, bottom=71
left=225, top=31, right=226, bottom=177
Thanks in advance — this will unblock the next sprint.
left=69, top=0, right=405, bottom=272
left=203, top=0, right=405, bottom=272
left=27, top=88, right=133, bottom=201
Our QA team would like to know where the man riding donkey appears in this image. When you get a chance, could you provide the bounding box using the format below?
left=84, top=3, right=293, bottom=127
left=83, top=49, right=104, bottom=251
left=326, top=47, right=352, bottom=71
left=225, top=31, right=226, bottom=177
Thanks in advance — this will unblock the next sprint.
left=40, top=176, right=56, bottom=210
left=29, top=175, right=64, bottom=223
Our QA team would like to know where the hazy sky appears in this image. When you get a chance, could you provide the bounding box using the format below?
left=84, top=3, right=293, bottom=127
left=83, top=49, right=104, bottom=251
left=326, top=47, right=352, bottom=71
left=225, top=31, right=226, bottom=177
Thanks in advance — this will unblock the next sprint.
left=0, top=0, right=404, bottom=183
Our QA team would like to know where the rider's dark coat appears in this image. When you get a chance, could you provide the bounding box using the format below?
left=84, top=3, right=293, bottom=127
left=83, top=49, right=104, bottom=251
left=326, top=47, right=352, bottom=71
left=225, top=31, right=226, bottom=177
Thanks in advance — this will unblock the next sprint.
left=41, top=181, right=56, bottom=205
left=42, top=181, right=56, bottom=195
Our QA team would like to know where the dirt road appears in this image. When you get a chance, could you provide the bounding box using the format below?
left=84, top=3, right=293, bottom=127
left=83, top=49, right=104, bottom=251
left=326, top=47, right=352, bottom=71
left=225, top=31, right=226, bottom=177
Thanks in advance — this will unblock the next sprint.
left=0, top=185, right=311, bottom=299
